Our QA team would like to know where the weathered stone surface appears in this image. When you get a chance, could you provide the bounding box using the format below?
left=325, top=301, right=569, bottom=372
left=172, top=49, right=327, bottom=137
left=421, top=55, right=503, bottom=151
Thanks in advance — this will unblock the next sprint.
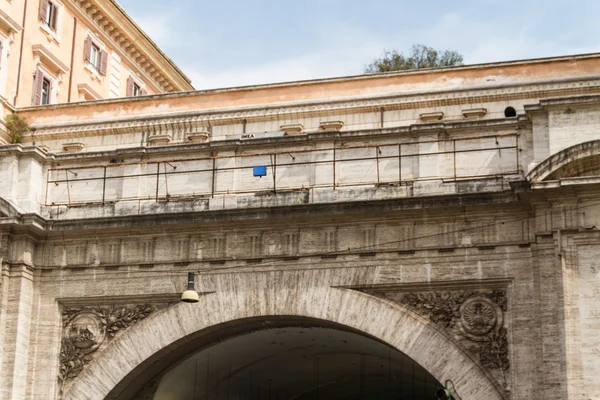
left=2, top=54, right=600, bottom=400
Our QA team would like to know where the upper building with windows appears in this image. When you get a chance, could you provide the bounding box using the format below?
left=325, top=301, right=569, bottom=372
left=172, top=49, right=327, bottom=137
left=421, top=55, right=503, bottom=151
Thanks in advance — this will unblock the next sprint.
left=0, top=0, right=192, bottom=111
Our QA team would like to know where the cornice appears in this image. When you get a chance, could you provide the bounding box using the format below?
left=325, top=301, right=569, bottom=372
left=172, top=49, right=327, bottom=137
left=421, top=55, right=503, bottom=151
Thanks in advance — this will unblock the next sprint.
left=32, top=44, right=71, bottom=75
left=25, top=77, right=600, bottom=141
left=66, top=0, right=193, bottom=92
left=0, top=8, right=22, bottom=33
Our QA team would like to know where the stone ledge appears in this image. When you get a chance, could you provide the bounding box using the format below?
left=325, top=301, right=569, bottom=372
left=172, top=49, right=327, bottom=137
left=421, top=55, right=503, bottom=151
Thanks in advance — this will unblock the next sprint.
left=62, top=142, right=85, bottom=152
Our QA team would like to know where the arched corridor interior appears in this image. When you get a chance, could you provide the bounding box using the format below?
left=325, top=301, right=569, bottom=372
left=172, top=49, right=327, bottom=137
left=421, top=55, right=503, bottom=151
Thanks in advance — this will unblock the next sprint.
left=133, top=325, right=442, bottom=400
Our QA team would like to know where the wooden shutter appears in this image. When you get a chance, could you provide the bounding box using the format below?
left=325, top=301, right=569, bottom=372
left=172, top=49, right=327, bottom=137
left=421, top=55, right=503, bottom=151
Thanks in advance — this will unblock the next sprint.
left=39, top=0, right=49, bottom=21
left=0, top=41, right=4, bottom=69
left=84, top=36, right=92, bottom=62
left=33, top=69, right=44, bottom=105
left=140, top=88, right=147, bottom=96
left=99, top=50, right=108, bottom=75
left=126, top=76, right=134, bottom=96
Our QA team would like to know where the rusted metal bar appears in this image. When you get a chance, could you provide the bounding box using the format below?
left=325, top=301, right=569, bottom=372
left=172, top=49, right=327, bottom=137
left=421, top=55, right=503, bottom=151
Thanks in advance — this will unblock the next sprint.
left=272, top=154, right=277, bottom=194
left=102, top=166, right=106, bottom=204
left=398, top=144, right=402, bottom=183
left=376, top=147, right=380, bottom=184
left=47, top=133, right=518, bottom=173
left=46, top=170, right=520, bottom=207
left=515, top=133, right=520, bottom=172
left=47, top=145, right=518, bottom=185
left=164, top=163, right=169, bottom=198
left=211, top=158, right=216, bottom=198
left=332, top=145, right=336, bottom=190
left=155, top=163, right=160, bottom=201
left=44, top=133, right=520, bottom=206
left=453, top=140, right=457, bottom=179
left=45, top=168, right=50, bottom=206
left=65, top=170, right=71, bottom=205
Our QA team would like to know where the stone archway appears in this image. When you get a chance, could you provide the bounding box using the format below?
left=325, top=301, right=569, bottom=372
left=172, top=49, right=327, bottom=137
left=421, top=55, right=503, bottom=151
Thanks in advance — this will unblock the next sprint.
left=528, top=139, right=600, bottom=182
left=63, top=282, right=506, bottom=400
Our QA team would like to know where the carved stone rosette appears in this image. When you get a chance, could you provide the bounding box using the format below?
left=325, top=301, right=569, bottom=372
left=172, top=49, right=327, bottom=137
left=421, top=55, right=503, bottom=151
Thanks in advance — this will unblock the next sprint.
left=364, top=288, right=509, bottom=391
left=58, top=303, right=168, bottom=395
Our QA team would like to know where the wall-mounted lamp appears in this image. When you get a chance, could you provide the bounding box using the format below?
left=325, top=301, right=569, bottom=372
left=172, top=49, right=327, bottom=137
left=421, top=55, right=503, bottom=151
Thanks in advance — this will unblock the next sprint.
left=181, top=272, right=199, bottom=303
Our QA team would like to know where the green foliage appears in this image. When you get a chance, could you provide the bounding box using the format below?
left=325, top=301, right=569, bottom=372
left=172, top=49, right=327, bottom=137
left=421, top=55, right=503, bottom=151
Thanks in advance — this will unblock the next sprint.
left=365, top=44, right=464, bottom=74
left=5, top=113, right=30, bottom=144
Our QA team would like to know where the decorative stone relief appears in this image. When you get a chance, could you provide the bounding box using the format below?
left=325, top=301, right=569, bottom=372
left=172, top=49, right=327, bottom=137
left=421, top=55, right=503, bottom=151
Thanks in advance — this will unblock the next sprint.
left=363, top=288, right=509, bottom=391
left=59, top=303, right=169, bottom=394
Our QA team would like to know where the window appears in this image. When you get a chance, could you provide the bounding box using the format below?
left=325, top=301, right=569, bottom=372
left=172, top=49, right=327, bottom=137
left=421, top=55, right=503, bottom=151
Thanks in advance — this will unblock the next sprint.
left=127, top=76, right=147, bottom=97
left=41, top=77, right=50, bottom=105
left=84, top=36, right=108, bottom=75
left=32, top=68, right=54, bottom=105
left=40, top=0, right=58, bottom=31
left=90, top=44, right=99, bottom=67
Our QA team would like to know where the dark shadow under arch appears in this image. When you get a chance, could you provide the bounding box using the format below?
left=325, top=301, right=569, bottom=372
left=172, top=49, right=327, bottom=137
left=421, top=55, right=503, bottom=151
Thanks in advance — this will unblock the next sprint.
left=110, top=316, right=434, bottom=400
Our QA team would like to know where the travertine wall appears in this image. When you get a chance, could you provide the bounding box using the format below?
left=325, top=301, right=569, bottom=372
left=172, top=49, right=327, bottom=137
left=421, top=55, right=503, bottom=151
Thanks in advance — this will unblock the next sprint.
left=2, top=55, right=600, bottom=400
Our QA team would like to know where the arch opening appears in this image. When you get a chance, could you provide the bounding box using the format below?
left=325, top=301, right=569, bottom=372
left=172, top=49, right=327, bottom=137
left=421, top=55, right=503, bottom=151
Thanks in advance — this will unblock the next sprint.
left=127, top=317, right=442, bottom=400
left=65, top=286, right=505, bottom=400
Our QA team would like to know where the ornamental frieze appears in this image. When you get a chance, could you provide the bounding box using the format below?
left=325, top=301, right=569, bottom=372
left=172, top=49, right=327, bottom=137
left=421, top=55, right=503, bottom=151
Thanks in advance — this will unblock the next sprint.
left=360, top=287, right=510, bottom=393
left=58, top=303, right=170, bottom=395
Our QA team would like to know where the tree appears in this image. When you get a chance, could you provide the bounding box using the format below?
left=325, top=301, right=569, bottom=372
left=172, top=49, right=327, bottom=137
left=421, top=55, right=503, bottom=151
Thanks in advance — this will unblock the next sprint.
left=364, top=44, right=464, bottom=74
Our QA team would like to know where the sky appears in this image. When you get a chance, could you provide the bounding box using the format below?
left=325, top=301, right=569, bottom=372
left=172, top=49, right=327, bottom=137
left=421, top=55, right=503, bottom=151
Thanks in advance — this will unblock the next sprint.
left=118, top=0, right=600, bottom=90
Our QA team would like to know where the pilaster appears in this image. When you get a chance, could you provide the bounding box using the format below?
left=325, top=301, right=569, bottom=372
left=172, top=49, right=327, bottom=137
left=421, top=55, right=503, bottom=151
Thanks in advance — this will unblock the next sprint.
left=0, top=263, right=35, bottom=400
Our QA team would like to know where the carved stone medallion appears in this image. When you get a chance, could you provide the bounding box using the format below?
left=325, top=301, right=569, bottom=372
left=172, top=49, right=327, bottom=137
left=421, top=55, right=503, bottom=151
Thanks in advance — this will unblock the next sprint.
left=59, top=303, right=170, bottom=396
left=360, top=287, right=510, bottom=392
left=459, top=296, right=502, bottom=340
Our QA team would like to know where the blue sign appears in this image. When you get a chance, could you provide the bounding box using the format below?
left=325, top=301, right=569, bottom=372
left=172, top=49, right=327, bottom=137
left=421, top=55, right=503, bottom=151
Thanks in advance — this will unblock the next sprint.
left=253, top=166, right=267, bottom=177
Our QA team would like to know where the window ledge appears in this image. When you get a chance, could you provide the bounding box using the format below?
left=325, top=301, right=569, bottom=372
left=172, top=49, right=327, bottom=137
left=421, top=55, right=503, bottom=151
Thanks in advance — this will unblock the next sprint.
left=77, top=83, right=102, bottom=101
left=148, top=134, right=172, bottom=146
left=281, top=124, right=304, bottom=135
left=420, top=112, right=444, bottom=122
left=319, top=120, right=344, bottom=131
left=32, top=44, right=69, bottom=75
left=39, top=23, right=60, bottom=45
left=62, top=142, right=85, bottom=152
left=462, top=108, right=488, bottom=118
left=187, top=132, right=209, bottom=143
left=84, top=62, right=103, bottom=83
left=0, top=9, right=22, bottom=33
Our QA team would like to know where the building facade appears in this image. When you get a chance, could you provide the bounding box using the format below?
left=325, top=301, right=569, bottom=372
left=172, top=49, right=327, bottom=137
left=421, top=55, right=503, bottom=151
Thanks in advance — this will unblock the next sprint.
left=0, top=0, right=192, bottom=124
left=1, top=52, right=600, bottom=399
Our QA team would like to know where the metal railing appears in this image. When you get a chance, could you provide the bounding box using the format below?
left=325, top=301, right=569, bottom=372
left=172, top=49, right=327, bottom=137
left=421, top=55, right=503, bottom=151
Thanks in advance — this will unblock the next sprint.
left=45, top=133, right=520, bottom=206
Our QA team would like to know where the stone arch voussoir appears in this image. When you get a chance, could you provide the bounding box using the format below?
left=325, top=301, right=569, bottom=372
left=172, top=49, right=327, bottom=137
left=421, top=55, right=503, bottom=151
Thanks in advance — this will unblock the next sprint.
left=63, top=283, right=506, bottom=400
left=527, top=139, right=600, bottom=182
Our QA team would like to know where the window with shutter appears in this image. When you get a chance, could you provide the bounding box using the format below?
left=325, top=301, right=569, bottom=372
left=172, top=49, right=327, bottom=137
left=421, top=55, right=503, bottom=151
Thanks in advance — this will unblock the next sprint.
left=41, top=78, right=51, bottom=105
left=41, top=1, right=58, bottom=31
left=33, top=69, right=44, bottom=105
left=84, top=36, right=92, bottom=63
left=99, top=50, right=108, bottom=76
left=126, top=75, right=146, bottom=97
left=90, top=44, right=99, bottom=68
left=126, top=76, right=134, bottom=97
left=32, top=69, right=54, bottom=105
left=84, top=35, right=108, bottom=75
left=39, top=0, right=49, bottom=22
